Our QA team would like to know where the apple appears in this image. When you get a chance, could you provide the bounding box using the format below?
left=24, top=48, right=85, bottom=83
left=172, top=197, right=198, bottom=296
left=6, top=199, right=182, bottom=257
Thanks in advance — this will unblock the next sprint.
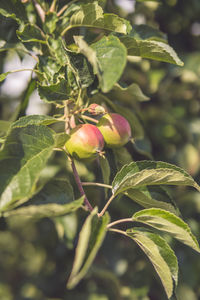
left=65, top=124, right=104, bottom=161
left=97, top=113, right=131, bottom=148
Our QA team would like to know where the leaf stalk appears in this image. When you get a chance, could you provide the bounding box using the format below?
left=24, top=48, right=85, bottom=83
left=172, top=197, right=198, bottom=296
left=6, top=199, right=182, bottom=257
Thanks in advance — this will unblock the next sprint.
left=108, top=228, right=127, bottom=237
left=107, top=218, right=133, bottom=229
left=98, top=193, right=115, bottom=217
left=82, top=182, right=112, bottom=189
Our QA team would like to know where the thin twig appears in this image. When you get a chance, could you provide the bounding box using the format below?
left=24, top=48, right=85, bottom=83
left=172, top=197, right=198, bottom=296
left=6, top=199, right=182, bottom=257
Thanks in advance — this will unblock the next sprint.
left=98, top=194, right=115, bottom=217
left=57, top=4, right=68, bottom=17
left=57, top=0, right=78, bottom=17
left=49, top=0, right=57, bottom=12
left=69, top=115, right=76, bottom=129
left=9, top=68, right=36, bottom=73
left=33, top=0, right=45, bottom=22
left=80, top=115, right=99, bottom=124
left=64, top=101, right=70, bottom=134
left=5, top=69, right=40, bottom=78
left=71, top=159, right=93, bottom=211
left=82, top=182, right=112, bottom=189
left=107, top=218, right=133, bottom=229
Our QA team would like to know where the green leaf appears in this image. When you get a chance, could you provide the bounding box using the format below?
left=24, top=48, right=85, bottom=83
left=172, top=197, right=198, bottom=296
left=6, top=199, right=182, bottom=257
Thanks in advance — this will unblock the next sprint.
left=67, top=208, right=110, bottom=289
left=38, top=79, right=70, bottom=103
left=0, top=0, right=28, bottom=23
left=44, top=40, right=95, bottom=91
left=132, top=208, right=200, bottom=252
left=126, top=186, right=179, bottom=215
left=74, top=36, right=98, bottom=74
left=49, top=37, right=95, bottom=89
left=12, top=115, right=60, bottom=127
left=17, top=79, right=37, bottom=119
left=47, top=37, right=69, bottom=65
left=38, top=55, right=63, bottom=84
left=0, top=71, right=12, bottom=82
left=16, top=23, right=46, bottom=54
left=108, top=83, right=150, bottom=104
left=127, top=228, right=178, bottom=299
left=0, top=120, right=11, bottom=135
left=0, top=124, right=55, bottom=212
left=120, top=34, right=184, bottom=66
left=112, top=160, right=200, bottom=195
left=67, top=52, right=95, bottom=89
left=4, top=179, right=83, bottom=218
left=43, top=11, right=58, bottom=34
left=55, top=213, right=78, bottom=248
left=17, top=24, right=46, bottom=44
left=66, top=2, right=131, bottom=35
left=133, top=139, right=153, bottom=160
left=113, top=147, right=133, bottom=170
left=99, top=156, right=111, bottom=198
left=82, top=0, right=107, bottom=8
left=132, top=24, right=167, bottom=42
left=54, top=132, right=69, bottom=148
left=99, top=156, right=110, bottom=185
left=91, top=36, right=127, bottom=92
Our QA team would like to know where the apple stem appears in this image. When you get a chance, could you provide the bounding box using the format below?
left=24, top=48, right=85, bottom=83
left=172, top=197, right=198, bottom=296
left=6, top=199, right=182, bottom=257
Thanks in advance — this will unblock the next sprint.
left=71, top=159, right=93, bottom=212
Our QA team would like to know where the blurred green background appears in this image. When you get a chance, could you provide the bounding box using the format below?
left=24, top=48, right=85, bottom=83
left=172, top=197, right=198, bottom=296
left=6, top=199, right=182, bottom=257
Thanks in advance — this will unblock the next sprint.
left=1, top=0, right=200, bottom=299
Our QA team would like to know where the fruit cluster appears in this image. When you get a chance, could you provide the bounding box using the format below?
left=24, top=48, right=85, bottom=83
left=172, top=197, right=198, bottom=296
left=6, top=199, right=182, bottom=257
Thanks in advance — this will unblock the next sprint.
left=65, top=104, right=132, bottom=161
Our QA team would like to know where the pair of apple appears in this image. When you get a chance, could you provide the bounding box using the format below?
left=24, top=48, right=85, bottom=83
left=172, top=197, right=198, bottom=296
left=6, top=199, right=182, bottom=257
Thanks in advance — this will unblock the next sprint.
left=65, top=111, right=132, bottom=161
